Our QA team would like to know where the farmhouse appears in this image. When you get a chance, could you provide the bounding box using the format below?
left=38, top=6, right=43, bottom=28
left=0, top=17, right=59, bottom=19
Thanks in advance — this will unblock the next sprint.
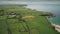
left=7, top=12, right=16, bottom=18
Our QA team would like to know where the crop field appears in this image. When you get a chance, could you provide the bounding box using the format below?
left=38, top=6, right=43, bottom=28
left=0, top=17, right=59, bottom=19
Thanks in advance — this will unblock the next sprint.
left=0, top=6, right=59, bottom=34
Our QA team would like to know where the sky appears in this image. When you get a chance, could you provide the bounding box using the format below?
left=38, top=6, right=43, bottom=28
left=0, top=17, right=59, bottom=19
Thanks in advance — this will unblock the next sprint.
left=0, top=0, right=60, bottom=1
left=0, top=0, right=60, bottom=5
left=0, top=1, right=60, bottom=5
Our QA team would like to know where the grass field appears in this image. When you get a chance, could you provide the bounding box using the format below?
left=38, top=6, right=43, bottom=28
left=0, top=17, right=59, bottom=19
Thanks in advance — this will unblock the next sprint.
left=0, top=6, right=59, bottom=34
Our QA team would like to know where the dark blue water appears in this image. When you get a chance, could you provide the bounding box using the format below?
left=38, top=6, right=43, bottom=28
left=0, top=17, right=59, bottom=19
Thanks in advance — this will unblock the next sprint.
left=26, top=4, right=60, bottom=25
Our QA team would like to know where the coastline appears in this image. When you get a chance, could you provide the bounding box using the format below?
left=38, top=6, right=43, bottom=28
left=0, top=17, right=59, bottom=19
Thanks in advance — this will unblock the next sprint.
left=46, top=17, right=60, bottom=33
left=51, top=23, right=60, bottom=33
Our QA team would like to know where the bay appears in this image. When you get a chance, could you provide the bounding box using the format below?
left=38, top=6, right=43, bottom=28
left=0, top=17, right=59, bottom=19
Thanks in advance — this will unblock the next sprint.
left=26, top=4, right=60, bottom=25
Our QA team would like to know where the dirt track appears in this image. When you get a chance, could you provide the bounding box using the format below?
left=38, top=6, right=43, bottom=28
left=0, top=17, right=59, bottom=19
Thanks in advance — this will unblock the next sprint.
left=23, top=16, right=35, bottom=18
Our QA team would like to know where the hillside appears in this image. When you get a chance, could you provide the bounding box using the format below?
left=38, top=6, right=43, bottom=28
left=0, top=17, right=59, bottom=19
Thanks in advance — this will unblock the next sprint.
left=0, top=6, right=59, bottom=34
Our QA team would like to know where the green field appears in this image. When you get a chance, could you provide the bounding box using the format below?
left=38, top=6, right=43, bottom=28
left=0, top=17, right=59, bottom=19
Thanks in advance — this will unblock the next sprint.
left=0, top=6, right=59, bottom=34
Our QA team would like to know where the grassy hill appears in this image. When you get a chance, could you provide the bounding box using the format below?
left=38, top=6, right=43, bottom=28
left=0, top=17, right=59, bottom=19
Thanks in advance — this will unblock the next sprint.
left=0, top=6, right=59, bottom=34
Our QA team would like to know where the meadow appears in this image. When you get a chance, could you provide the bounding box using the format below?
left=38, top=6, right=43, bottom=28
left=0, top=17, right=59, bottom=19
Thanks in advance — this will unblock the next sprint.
left=0, top=6, right=59, bottom=34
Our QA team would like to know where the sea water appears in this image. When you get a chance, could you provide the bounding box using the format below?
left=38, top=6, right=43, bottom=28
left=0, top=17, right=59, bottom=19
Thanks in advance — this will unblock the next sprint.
left=26, top=4, right=60, bottom=25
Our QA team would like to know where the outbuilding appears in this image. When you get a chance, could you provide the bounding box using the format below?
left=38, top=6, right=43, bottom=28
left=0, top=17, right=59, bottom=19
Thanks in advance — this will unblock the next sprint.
left=7, top=12, right=16, bottom=18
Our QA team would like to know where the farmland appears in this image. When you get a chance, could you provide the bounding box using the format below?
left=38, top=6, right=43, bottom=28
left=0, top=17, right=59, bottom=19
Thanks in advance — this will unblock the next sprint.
left=0, top=6, right=59, bottom=34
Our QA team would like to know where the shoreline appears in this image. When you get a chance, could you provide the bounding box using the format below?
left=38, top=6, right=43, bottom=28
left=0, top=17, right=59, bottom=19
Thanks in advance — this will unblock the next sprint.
left=51, top=23, right=60, bottom=33
left=46, top=17, right=60, bottom=33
